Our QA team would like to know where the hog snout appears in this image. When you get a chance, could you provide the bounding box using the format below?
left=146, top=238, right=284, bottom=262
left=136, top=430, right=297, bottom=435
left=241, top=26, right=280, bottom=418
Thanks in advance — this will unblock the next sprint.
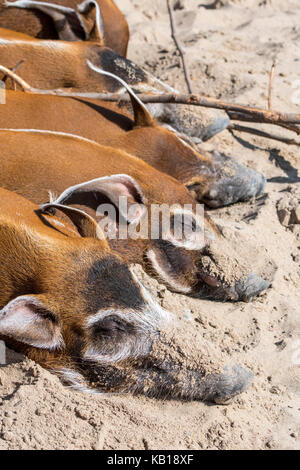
left=130, top=332, right=254, bottom=403
left=234, top=273, right=271, bottom=302
left=68, top=299, right=253, bottom=403
left=202, top=364, right=254, bottom=404
left=129, top=362, right=253, bottom=403
left=196, top=232, right=273, bottom=301
left=197, top=271, right=270, bottom=302
left=200, top=151, right=266, bottom=208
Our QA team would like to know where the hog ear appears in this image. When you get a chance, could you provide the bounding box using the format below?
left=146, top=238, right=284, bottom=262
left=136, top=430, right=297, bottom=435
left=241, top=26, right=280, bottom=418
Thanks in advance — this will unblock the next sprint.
left=87, top=61, right=155, bottom=128
left=42, top=174, right=147, bottom=225
left=77, top=0, right=105, bottom=44
left=39, top=203, right=106, bottom=240
left=0, top=295, right=64, bottom=350
left=4, top=0, right=95, bottom=41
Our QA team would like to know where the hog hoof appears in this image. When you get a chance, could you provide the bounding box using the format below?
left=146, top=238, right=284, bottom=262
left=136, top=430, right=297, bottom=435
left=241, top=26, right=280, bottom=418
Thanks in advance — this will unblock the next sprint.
left=202, top=151, right=266, bottom=208
left=235, top=273, right=270, bottom=302
left=199, top=116, right=230, bottom=141
left=205, top=364, right=254, bottom=404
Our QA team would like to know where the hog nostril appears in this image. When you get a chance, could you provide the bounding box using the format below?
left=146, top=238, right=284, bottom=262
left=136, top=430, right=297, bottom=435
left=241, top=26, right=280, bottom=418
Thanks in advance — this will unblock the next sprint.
left=210, top=364, right=254, bottom=404
left=235, top=273, right=270, bottom=302
left=200, top=272, right=221, bottom=288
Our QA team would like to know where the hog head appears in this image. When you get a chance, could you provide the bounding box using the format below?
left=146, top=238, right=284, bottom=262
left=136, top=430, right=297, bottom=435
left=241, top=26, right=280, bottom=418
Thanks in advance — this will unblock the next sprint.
left=0, top=188, right=252, bottom=403
left=41, top=173, right=273, bottom=302
left=87, top=63, right=266, bottom=209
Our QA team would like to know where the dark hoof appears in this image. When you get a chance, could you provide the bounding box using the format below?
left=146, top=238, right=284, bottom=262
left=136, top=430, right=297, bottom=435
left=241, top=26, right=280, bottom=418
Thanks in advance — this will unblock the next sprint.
left=199, top=116, right=230, bottom=141
left=235, top=273, right=270, bottom=302
left=204, top=364, right=254, bottom=404
left=202, top=151, right=266, bottom=208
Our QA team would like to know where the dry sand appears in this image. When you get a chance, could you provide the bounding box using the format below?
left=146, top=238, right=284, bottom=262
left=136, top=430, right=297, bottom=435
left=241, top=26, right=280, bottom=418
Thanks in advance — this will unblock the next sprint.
left=0, top=0, right=299, bottom=450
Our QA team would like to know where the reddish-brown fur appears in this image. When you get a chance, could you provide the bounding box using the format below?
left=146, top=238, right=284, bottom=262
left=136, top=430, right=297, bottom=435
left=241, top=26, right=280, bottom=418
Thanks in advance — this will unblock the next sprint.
left=0, top=188, right=254, bottom=402
left=0, top=187, right=110, bottom=369
left=0, top=90, right=213, bottom=199
left=0, top=29, right=265, bottom=208
left=0, top=129, right=270, bottom=301
left=0, top=129, right=210, bottom=292
left=0, top=0, right=129, bottom=56
left=0, top=28, right=116, bottom=90
left=0, top=28, right=165, bottom=96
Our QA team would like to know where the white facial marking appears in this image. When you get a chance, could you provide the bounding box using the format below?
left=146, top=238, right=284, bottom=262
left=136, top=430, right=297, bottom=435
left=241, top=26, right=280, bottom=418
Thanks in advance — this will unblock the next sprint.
left=55, top=368, right=108, bottom=394
left=129, top=266, right=172, bottom=326
left=87, top=61, right=151, bottom=116
left=167, top=208, right=207, bottom=251
left=84, top=270, right=172, bottom=364
left=146, top=249, right=192, bottom=294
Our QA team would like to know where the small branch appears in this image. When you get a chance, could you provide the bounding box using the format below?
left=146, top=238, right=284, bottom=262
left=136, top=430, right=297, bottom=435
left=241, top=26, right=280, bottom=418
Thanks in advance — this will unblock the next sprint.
left=11, top=60, right=26, bottom=91
left=268, top=58, right=278, bottom=110
left=166, top=0, right=193, bottom=94
left=11, top=59, right=25, bottom=74
left=57, top=92, right=300, bottom=127
left=229, top=123, right=300, bottom=147
left=0, top=65, right=31, bottom=92
left=227, top=111, right=300, bottom=136
left=1, top=65, right=300, bottom=134
left=1, top=60, right=25, bottom=91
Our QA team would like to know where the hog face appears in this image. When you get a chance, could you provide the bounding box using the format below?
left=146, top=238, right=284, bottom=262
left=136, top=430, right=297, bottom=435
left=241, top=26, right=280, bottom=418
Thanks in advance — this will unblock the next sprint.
left=0, top=255, right=253, bottom=404
left=43, top=174, right=271, bottom=302
left=0, top=221, right=170, bottom=388
left=54, top=288, right=253, bottom=403
left=0, top=191, right=253, bottom=404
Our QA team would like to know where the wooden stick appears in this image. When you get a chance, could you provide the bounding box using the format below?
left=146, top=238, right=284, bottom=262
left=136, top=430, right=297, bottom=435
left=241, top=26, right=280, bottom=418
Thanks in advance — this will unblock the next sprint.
left=1, top=65, right=300, bottom=133
left=227, top=111, right=300, bottom=136
left=11, top=60, right=26, bottom=92
left=268, top=58, right=278, bottom=110
left=50, top=91, right=300, bottom=127
left=166, top=0, right=193, bottom=94
left=1, top=60, right=25, bottom=91
left=0, top=65, right=31, bottom=92
left=229, top=123, right=300, bottom=147
left=11, top=59, right=25, bottom=74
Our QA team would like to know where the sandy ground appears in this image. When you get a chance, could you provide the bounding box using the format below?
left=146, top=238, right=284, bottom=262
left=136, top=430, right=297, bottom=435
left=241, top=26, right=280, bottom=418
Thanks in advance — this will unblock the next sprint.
left=0, top=0, right=300, bottom=450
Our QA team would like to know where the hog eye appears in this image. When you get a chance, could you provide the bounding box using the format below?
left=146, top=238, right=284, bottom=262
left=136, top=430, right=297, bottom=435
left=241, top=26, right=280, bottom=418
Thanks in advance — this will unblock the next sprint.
left=100, top=316, right=128, bottom=332
left=90, top=314, right=136, bottom=339
left=172, top=213, right=199, bottom=233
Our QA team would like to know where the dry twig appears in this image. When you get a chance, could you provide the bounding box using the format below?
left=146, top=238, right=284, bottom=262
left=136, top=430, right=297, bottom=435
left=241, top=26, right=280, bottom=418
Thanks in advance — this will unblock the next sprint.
left=1, top=65, right=300, bottom=145
left=0, top=65, right=31, bottom=91
left=268, top=58, right=278, bottom=110
left=229, top=123, right=300, bottom=147
left=227, top=111, right=300, bottom=136
left=53, top=91, right=300, bottom=128
left=166, top=0, right=193, bottom=93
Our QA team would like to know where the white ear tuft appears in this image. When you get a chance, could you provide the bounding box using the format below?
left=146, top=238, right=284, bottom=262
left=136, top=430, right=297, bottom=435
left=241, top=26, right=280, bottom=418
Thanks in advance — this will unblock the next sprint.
left=48, top=190, right=57, bottom=204
left=87, top=61, right=154, bottom=127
